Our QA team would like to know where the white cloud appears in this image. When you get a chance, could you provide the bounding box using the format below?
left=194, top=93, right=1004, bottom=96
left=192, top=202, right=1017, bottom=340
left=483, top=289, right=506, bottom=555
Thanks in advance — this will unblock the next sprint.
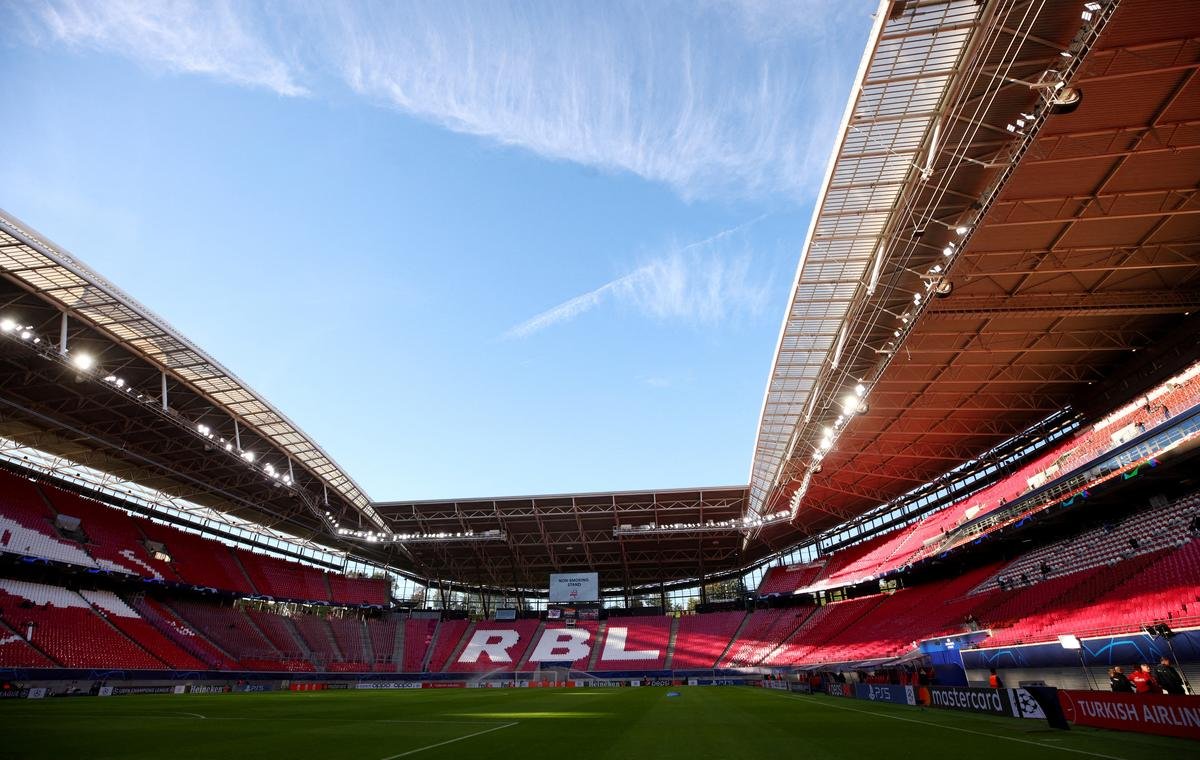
left=18, top=0, right=307, bottom=96
left=12, top=0, right=871, bottom=202
left=697, top=0, right=868, bottom=44
left=504, top=217, right=771, bottom=339
left=312, top=1, right=861, bottom=201
left=503, top=273, right=635, bottom=340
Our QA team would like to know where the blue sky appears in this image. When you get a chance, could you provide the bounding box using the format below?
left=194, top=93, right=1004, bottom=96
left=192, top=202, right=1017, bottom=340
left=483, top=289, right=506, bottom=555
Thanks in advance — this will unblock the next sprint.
left=0, top=1, right=875, bottom=500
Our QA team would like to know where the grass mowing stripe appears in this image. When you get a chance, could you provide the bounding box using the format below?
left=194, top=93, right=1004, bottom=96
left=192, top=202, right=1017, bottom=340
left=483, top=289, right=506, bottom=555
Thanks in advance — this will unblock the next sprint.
left=378, top=721, right=518, bottom=760
left=773, top=692, right=1129, bottom=760
left=3, top=687, right=1191, bottom=759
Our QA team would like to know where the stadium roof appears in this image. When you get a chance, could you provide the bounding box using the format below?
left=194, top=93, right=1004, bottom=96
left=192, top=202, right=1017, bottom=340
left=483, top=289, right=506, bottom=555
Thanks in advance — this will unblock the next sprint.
left=2, top=0, right=1198, bottom=592
left=748, top=0, right=981, bottom=520
left=0, top=211, right=384, bottom=534
left=373, top=486, right=749, bottom=590
left=750, top=0, right=1200, bottom=541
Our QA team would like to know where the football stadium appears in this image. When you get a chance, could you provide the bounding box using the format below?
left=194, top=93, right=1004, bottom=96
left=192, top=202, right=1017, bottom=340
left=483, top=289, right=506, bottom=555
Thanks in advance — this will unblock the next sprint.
left=2, top=0, right=1200, bottom=757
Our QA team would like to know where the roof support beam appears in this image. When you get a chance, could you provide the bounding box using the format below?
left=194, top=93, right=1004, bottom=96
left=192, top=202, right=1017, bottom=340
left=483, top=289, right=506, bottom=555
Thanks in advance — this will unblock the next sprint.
left=925, top=290, right=1200, bottom=318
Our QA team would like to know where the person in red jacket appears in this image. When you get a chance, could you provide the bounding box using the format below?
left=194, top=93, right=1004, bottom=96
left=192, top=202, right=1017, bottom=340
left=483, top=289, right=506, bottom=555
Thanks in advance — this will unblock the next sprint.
left=1128, top=663, right=1160, bottom=694
left=988, top=668, right=1004, bottom=689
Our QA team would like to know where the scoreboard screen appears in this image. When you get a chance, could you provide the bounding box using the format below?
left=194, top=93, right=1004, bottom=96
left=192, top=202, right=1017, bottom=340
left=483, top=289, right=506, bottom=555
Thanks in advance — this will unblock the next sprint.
left=548, top=572, right=598, bottom=602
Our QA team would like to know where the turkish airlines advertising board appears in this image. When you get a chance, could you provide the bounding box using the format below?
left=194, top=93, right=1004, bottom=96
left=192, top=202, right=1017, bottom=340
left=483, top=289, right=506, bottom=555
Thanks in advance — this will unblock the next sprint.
left=1058, top=690, right=1200, bottom=740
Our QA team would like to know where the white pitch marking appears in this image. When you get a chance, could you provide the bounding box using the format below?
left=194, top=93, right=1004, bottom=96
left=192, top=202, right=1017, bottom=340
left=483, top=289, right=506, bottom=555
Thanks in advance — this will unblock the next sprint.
left=1, top=714, right=506, bottom=727
left=774, top=693, right=1127, bottom=760
left=379, top=721, right=518, bottom=760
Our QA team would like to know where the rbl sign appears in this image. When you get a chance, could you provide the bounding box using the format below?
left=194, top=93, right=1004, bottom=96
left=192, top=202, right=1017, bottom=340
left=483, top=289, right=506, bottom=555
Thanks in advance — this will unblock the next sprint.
left=457, top=626, right=658, bottom=664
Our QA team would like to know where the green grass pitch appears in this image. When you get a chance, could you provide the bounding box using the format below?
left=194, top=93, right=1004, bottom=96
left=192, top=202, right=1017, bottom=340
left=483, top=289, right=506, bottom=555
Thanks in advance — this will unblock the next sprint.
left=0, top=686, right=1192, bottom=759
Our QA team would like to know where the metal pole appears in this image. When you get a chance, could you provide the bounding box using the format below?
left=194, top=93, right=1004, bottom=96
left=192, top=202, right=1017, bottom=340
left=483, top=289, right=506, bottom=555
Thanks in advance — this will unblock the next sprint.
left=1078, top=648, right=1096, bottom=691
left=160, top=372, right=168, bottom=411
left=58, top=313, right=68, bottom=356
left=1162, top=635, right=1193, bottom=695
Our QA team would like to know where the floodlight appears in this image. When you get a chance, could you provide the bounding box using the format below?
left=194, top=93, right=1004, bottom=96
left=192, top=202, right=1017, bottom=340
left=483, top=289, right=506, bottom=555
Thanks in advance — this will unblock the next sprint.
left=841, top=394, right=859, bottom=416
left=0, top=317, right=15, bottom=333
left=72, top=352, right=95, bottom=371
left=1057, top=634, right=1081, bottom=650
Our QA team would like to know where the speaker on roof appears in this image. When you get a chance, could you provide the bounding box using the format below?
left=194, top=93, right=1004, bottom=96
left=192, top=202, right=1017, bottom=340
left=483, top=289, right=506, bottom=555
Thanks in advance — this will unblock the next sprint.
left=1049, top=86, right=1083, bottom=115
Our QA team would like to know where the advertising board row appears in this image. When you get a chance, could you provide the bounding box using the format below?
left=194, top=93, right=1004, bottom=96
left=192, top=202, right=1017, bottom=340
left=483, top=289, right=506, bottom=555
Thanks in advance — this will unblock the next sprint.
left=350, top=679, right=688, bottom=690
left=927, top=685, right=1067, bottom=728
left=1058, top=689, right=1200, bottom=740
left=816, top=683, right=1069, bottom=730
left=854, top=683, right=916, bottom=705
left=98, top=686, right=175, bottom=696
left=0, top=687, right=45, bottom=699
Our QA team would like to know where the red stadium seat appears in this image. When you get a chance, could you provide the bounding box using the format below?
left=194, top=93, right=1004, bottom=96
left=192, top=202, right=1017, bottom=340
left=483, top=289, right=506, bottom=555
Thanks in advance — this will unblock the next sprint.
left=670, top=611, right=745, bottom=669
left=592, top=616, right=671, bottom=671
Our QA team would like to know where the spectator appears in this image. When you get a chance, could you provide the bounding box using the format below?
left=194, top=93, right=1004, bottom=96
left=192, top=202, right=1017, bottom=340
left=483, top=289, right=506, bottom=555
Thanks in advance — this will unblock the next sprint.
left=1109, top=666, right=1133, bottom=693
left=1153, top=657, right=1185, bottom=696
left=988, top=668, right=1003, bottom=689
left=1128, top=663, right=1160, bottom=694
